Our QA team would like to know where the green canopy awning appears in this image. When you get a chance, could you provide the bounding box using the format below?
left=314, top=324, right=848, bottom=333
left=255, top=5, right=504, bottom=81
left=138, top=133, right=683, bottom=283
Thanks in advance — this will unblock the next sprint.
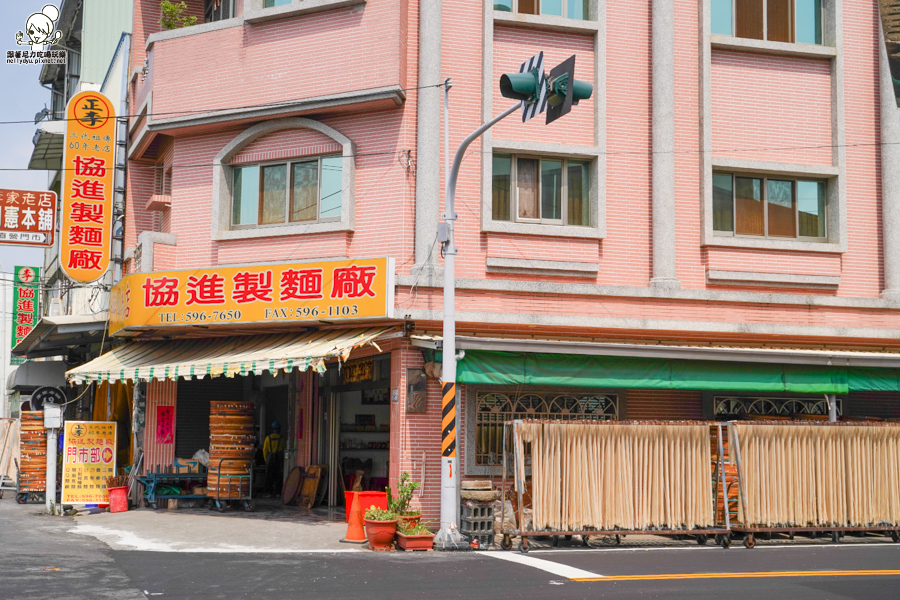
left=453, top=350, right=900, bottom=393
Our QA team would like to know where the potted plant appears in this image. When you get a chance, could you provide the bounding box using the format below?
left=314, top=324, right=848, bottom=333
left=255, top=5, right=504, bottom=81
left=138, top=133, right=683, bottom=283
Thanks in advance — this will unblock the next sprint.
left=363, top=506, right=399, bottom=551
left=396, top=519, right=435, bottom=551
left=387, top=472, right=421, bottom=529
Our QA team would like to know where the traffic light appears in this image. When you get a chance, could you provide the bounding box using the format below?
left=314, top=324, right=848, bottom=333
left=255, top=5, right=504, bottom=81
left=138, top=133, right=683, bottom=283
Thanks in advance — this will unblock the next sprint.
left=499, top=67, right=542, bottom=102
left=499, top=54, right=593, bottom=125
left=545, top=55, right=593, bottom=124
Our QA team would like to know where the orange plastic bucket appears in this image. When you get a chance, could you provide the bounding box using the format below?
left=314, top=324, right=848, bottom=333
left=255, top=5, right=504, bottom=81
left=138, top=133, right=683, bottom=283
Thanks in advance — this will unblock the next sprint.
left=108, top=486, right=129, bottom=513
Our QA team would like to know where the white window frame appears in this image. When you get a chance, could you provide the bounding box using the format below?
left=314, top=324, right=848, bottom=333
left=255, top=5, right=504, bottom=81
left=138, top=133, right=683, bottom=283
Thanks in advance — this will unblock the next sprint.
left=493, top=0, right=592, bottom=20
left=712, top=171, right=828, bottom=242
left=230, top=155, right=343, bottom=231
left=494, top=153, right=591, bottom=228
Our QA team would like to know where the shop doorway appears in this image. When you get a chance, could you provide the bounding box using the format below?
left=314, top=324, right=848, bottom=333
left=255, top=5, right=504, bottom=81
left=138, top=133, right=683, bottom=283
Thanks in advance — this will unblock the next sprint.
left=321, top=354, right=391, bottom=506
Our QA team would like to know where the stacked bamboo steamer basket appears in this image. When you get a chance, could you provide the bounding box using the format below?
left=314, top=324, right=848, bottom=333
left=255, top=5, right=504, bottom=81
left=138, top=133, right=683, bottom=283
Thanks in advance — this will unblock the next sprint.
left=208, top=401, right=255, bottom=499
left=19, top=412, right=47, bottom=492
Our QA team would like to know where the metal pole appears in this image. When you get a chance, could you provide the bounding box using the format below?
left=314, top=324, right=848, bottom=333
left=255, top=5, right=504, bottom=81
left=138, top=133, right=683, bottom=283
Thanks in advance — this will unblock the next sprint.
left=717, top=423, right=730, bottom=530
left=827, top=394, right=837, bottom=422
left=440, top=100, right=523, bottom=535
left=46, top=427, right=58, bottom=514
left=729, top=423, right=750, bottom=526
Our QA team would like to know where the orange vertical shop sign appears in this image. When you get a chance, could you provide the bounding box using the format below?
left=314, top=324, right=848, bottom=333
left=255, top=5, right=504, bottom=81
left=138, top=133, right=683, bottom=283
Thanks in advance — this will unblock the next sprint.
left=60, top=91, right=116, bottom=283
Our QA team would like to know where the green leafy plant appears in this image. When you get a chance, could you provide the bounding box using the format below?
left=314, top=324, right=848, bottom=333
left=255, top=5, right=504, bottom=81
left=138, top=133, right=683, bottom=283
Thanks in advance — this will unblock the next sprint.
left=399, top=518, right=435, bottom=536
left=386, top=472, right=421, bottom=516
left=160, top=1, right=198, bottom=29
left=364, top=506, right=398, bottom=521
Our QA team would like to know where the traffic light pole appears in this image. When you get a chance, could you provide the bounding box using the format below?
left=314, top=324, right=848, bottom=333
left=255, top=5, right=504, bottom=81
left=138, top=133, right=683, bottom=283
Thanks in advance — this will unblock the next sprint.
left=440, top=99, right=522, bottom=536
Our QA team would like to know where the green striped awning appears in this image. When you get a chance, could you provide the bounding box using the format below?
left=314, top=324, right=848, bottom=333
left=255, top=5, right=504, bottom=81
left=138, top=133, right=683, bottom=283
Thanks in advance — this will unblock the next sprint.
left=66, top=326, right=395, bottom=384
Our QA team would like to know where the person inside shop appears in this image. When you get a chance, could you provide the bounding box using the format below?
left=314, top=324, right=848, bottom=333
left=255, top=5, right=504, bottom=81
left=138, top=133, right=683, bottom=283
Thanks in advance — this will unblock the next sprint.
left=263, top=421, right=286, bottom=497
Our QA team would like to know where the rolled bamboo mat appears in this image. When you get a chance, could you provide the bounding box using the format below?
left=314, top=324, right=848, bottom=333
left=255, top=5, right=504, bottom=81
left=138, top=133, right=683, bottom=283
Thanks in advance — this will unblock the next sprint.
left=208, top=401, right=255, bottom=499
left=19, top=412, right=47, bottom=492
left=516, top=420, right=714, bottom=531
left=730, top=422, right=900, bottom=527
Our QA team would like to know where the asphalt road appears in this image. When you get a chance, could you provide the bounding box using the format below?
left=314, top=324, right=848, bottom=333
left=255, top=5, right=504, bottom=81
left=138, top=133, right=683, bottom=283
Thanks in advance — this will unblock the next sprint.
left=2, top=497, right=899, bottom=600
left=112, top=544, right=900, bottom=600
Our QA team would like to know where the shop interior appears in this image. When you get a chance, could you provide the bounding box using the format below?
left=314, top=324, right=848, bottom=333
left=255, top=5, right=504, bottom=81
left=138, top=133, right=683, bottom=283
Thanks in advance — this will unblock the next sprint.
left=319, top=354, right=392, bottom=507
left=139, top=353, right=393, bottom=512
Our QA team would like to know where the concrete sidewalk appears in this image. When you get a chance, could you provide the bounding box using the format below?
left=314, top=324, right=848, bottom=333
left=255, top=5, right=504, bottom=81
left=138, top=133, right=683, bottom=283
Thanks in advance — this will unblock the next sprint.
left=69, top=503, right=358, bottom=553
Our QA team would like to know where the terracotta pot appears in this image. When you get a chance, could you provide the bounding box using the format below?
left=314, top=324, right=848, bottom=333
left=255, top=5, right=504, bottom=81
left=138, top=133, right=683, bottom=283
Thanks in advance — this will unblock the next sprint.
left=396, top=531, right=434, bottom=551
left=397, top=514, right=422, bottom=530
left=363, top=519, right=398, bottom=551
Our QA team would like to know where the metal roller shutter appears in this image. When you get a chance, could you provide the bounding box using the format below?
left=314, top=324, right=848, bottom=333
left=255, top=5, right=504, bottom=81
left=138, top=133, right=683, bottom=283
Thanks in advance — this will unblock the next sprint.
left=846, top=392, right=900, bottom=420
left=175, top=378, right=244, bottom=459
left=625, top=389, right=704, bottom=420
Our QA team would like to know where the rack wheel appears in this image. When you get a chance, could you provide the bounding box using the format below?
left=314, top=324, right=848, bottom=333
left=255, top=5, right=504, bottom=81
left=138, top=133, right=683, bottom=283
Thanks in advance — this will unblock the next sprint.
left=890, top=531, right=899, bottom=543
left=518, top=539, right=528, bottom=553
left=789, top=532, right=794, bottom=540
left=552, top=536, right=559, bottom=547
left=743, top=534, right=755, bottom=549
left=216, top=501, right=226, bottom=512
left=716, top=534, right=731, bottom=549
left=582, top=535, right=590, bottom=547
left=501, top=535, right=513, bottom=551
left=15, top=493, right=27, bottom=504
left=565, top=535, right=572, bottom=541
left=142, top=499, right=152, bottom=508
left=615, top=534, right=621, bottom=545
left=696, top=535, right=709, bottom=546
left=151, top=502, right=158, bottom=510
left=832, top=531, right=840, bottom=544
left=243, top=500, right=253, bottom=512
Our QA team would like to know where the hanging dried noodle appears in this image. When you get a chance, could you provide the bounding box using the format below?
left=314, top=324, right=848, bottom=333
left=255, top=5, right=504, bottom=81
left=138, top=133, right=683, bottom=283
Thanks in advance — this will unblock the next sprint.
left=516, top=421, right=714, bottom=531
left=730, top=422, right=900, bottom=527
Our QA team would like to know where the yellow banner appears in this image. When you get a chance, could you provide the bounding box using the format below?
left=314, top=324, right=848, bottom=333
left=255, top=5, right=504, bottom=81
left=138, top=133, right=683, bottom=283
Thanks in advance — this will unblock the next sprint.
left=110, top=257, right=395, bottom=335
left=61, top=421, right=117, bottom=504
left=60, top=91, right=117, bottom=283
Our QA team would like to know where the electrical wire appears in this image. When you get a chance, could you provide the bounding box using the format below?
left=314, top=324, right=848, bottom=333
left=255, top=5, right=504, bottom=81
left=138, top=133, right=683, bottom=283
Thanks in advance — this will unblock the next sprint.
left=0, top=82, right=450, bottom=126
left=8, top=138, right=900, bottom=173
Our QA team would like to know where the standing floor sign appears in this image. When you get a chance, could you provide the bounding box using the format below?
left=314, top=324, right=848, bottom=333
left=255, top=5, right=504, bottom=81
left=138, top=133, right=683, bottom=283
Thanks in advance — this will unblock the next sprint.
left=61, top=421, right=117, bottom=504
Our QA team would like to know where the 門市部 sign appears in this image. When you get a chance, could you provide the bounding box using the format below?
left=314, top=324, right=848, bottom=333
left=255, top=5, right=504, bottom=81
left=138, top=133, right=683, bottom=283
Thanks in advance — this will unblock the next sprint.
left=109, top=257, right=395, bottom=335
left=61, top=421, right=117, bottom=504
left=60, top=91, right=116, bottom=283
left=0, top=189, right=56, bottom=247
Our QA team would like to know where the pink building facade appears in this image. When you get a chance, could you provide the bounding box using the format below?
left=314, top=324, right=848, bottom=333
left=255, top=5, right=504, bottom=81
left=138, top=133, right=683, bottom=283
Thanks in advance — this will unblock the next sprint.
left=117, top=0, right=900, bottom=519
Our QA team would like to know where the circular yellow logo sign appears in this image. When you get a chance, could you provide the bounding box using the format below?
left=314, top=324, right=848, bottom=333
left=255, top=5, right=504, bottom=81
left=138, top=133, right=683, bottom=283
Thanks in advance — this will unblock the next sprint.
left=73, top=94, right=112, bottom=129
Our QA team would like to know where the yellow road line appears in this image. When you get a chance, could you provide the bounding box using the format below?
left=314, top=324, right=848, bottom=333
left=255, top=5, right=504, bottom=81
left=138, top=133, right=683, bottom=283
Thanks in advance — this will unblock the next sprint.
left=574, top=570, right=900, bottom=582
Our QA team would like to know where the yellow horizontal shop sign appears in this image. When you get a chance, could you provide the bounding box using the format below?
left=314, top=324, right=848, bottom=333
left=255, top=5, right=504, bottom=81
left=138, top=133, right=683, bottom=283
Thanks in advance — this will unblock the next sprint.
left=109, top=258, right=394, bottom=335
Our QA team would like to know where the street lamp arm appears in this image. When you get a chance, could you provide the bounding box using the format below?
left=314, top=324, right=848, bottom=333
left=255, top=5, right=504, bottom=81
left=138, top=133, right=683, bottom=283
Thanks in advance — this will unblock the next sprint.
left=445, top=101, right=523, bottom=217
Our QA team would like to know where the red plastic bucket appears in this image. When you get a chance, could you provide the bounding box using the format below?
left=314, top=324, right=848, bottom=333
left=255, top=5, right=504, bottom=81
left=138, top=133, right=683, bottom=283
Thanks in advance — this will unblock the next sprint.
left=344, top=490, right=389, bottom=521
left=108, top=486, right=129, bottom=513
left=358, top=491, right=387, bottom=513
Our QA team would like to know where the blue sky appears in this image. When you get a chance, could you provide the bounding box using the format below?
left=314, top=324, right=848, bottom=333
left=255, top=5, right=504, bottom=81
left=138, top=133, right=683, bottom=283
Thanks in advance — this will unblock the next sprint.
left=0, top=1, right=61, bottom=272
